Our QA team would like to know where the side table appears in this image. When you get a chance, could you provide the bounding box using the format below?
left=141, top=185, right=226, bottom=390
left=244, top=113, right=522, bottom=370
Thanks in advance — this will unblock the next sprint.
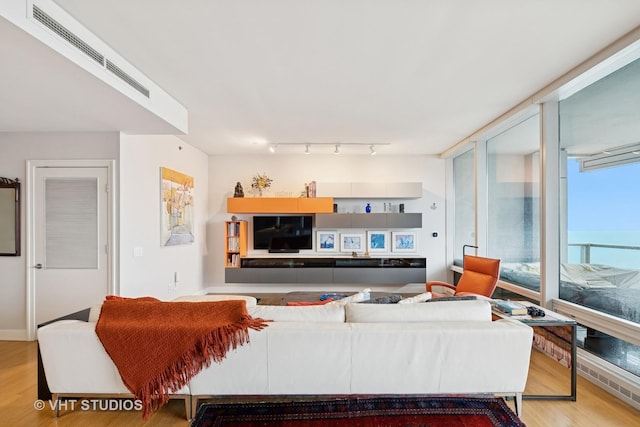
left=492, top=300, right=577, bottom=401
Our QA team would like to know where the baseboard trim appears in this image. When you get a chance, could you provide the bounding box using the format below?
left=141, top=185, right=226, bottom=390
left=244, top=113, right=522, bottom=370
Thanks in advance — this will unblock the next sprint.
left=0, top=329, right=29, bottom=341
left=577, top=348, right=640, bottom=410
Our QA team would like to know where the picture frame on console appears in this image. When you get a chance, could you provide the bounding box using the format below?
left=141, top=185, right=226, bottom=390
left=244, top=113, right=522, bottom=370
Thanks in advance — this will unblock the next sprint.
left=340, top=233, right=365, bottom=253
left=317, top=230, right=337, bottom=252
left=367, top=231, right=389, bottom=253
left=391, top=231, right=417, bottom=252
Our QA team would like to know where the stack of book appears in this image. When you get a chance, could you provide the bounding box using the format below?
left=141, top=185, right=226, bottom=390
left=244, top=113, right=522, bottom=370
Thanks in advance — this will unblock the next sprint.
left=494, top=300, right=528, bottom=316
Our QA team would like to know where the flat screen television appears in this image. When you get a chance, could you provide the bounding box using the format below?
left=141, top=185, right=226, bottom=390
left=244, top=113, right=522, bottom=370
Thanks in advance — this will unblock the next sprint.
left=253, top=215, right=313, bottom=252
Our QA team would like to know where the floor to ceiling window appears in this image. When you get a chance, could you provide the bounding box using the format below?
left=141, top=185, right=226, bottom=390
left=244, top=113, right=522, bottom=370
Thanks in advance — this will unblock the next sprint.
left=448, top=32, right=640, bottom=407
left=559, top=56, right=640, bottom=377
left=452, top=148, right=476, bottom=264
left=485, top=113, right=541, bottom=291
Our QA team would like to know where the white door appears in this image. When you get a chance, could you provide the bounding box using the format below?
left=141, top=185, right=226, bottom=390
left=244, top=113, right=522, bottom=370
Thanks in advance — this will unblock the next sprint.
left=33, top=166, right=110, bottom=325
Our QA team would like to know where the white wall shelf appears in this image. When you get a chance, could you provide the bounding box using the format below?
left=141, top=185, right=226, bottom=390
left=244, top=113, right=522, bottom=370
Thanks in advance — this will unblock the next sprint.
left=316, top=182, right=422, bottom=199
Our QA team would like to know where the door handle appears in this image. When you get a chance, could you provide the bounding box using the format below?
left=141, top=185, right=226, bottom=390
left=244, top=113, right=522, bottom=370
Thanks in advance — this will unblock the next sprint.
left=34, top=263, right=43, bottom=269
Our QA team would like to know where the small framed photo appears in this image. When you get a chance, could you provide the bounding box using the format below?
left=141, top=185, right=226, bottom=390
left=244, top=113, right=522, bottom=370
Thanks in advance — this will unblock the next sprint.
left=340, top=233, right=365, bottom=252
left=367, top=231, right=389, bottom=252
left=316, top=230, right=337, bottom=252
left=391, top=231, right=417, bottom=252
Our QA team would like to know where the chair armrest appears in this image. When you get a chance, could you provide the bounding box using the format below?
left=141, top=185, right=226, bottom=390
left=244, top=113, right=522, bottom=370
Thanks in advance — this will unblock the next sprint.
left=454, top=292, right=493, bottom=300
left=426, top=281, right=456, bottom=295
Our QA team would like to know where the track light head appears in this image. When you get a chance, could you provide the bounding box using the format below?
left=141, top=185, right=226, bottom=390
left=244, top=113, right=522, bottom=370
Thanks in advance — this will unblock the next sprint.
left=268, top=145, right=276, bottom=153
left=305, top=144, right=310, bottom=155
left=369, top=145, right=376, bottom=155
left=334, top=144, right=340, bottom=154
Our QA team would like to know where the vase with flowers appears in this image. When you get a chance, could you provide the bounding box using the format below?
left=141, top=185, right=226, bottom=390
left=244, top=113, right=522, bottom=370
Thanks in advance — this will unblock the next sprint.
left=251, top=172, right=273, bottom=197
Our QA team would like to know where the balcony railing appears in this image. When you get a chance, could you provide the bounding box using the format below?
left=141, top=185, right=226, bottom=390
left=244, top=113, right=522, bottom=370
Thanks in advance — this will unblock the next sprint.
left=568, top=242, right=640, bottom=264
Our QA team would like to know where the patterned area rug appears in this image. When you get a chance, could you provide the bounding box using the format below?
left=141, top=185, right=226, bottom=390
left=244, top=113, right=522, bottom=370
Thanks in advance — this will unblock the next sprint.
left=191, top=396, right=525, bottom=427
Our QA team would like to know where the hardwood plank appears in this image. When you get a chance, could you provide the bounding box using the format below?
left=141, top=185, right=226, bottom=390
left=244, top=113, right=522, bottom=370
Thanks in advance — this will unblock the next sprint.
left=2, top=339, right=638, bottom=426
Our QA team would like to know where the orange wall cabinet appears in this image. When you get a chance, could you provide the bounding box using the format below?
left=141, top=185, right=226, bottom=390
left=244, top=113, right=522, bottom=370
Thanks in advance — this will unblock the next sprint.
left=227, top=197, right=333, bottom=213
left=297, top=197, right=334, bottom=213
left=225, top=220, right=247, bottom=268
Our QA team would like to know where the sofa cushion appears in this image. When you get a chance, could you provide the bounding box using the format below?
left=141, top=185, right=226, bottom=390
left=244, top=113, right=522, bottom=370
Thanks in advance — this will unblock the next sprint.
left=88, top=304, right=103, bottom=322
left=248, top=305, right=345, bottom=322
left=345, top=300, right=491, bottom=322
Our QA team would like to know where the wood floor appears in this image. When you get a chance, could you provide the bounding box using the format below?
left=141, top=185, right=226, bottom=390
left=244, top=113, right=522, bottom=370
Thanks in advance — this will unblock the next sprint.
left=1, top=340, right=638, bottom=426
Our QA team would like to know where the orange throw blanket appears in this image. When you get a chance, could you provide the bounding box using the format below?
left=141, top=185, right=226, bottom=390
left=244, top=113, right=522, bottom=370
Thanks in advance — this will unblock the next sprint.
left=95, top=296, right=268, bottom=419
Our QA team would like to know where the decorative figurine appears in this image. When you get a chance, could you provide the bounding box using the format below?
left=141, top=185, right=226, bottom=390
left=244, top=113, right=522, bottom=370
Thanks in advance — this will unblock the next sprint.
left=234, top=182, right=244, bottom=198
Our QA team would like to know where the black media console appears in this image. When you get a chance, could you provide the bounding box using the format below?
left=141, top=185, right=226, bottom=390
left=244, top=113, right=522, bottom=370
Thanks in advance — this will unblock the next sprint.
left=225, top=257, right=426, bottom=284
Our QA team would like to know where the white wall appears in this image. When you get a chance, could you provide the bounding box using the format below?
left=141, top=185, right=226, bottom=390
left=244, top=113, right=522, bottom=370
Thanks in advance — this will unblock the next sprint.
left=205, top=154, right=446, bottom=293
left=0, top=133, right=443, bottom=339
left=119, top=134, right=209, bottom=299
left=0, top=132, right=119, bottom=339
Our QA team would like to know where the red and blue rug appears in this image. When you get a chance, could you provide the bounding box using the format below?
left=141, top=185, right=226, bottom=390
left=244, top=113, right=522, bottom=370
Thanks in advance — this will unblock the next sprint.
left=191, top=396, right=525, bottom=427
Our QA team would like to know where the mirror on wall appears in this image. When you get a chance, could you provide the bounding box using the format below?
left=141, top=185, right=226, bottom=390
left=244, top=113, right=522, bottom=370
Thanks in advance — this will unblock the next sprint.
left=0, top=177, right=20, bottom=256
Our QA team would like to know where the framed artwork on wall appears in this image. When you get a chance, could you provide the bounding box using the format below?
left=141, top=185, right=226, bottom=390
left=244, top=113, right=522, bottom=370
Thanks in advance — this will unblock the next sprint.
left=340, top=233, right=365, bottom=253
left=366, top=231, right=389, bottom=253
left=317, top=230, right=337, bottom=252
left=160, top=167, right=195, bottom=246
left=391, top=231, right=417, bottom=252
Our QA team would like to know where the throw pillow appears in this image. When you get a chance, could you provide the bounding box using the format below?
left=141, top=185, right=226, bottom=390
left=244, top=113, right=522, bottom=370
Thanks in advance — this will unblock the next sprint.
left=326, top=288, right=371, bottom=306
left=426, top=295, right=477, bottom=302
left=397, top=292, right=432, bottom=304
left=286, top=299, right=334, bottom=306
left=360, top=295, right=402, bottom=304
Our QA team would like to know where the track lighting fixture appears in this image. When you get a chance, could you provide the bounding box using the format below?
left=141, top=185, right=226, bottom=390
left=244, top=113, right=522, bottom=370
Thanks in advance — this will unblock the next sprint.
left=264, top=142, right=390, bottom=154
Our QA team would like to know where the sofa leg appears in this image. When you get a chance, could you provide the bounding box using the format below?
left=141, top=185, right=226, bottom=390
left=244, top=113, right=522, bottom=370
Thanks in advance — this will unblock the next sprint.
left=191, top=396, right=199, bottom=420
left=185, top=395, right=192, bottom=420
left=52, top=393, right=59, bottom=418
left=514, top=392, right=523, bottom=417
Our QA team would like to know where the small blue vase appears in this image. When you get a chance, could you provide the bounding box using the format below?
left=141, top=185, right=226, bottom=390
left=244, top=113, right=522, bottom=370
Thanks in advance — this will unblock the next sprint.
left=365, top=203, right=371, bottom=213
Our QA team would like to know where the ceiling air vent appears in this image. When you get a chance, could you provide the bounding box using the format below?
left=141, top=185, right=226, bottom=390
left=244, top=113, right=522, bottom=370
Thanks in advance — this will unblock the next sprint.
left=106, top=60, right=150, bottom=98
left=32, top=5, right=104, bottom=66
left=32, top=4, right=150, bottom=99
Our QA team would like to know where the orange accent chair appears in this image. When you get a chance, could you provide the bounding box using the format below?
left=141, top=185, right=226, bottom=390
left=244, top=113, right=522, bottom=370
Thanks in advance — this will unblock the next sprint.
left=426, top=255, right=501, bottom=299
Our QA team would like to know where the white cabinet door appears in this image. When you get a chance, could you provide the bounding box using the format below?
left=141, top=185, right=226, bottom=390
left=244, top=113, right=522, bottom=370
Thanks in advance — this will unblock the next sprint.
left=316, top=182, right=351, bottom=197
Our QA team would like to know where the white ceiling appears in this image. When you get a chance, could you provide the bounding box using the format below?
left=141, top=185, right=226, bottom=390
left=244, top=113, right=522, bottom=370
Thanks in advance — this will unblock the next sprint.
left=2, top=1, right=640, bottom=156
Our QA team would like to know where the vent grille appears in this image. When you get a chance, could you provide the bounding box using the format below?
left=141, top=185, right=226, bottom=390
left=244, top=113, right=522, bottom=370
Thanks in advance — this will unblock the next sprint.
left=32, top=4, right=150, bottom=98
left=577, top=358, right=640, bottom=410
left=106, top=60, right=150, bottom=98
left=32, top=5, right=104, bottom=66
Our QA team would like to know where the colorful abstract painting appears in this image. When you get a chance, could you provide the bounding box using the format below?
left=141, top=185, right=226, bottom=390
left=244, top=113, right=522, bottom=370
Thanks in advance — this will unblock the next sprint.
left=161, top=167, right=194, bottom=246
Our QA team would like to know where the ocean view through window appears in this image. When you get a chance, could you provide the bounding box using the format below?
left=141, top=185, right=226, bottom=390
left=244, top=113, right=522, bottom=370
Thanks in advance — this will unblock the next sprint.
left=559, top=55, right=640, bottom=378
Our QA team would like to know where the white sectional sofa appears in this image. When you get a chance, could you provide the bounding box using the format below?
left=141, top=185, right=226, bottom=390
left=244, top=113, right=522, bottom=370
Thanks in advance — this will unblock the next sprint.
left=37, top=297, right=533, bottom=420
